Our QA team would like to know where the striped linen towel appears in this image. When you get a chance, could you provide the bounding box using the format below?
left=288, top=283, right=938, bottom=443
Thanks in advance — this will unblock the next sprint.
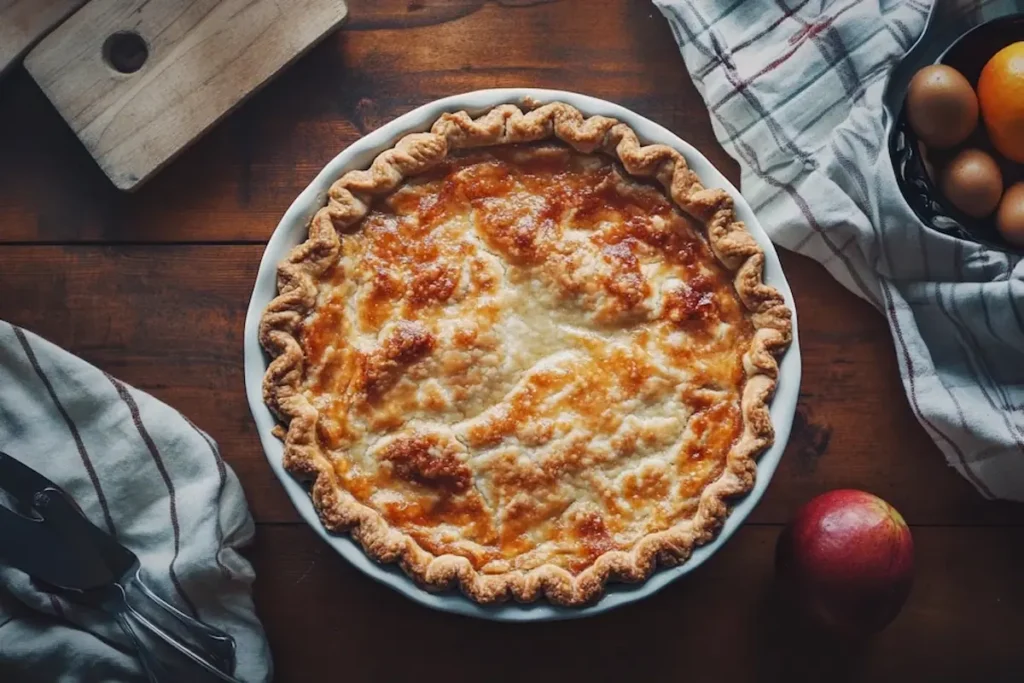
left=0, top=323, right=270, bottom=682
left=654, top=0, right=1024, bottom=500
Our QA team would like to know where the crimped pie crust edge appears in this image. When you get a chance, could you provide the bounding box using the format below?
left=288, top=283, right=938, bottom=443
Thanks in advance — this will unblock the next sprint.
left=258, top=100, right=793, bottom=606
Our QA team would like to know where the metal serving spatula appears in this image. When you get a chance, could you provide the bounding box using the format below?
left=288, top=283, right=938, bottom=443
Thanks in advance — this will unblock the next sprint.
left=0, top=451, right=240, bottom=683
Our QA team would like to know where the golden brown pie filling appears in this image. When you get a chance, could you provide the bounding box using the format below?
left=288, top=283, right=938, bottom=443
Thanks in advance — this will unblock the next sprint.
left=262, top=101, right=792, bottom=604
left=298, top=144, right=754, bottom=575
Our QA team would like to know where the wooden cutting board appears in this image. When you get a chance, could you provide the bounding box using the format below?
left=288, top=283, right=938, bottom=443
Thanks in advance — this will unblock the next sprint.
left=22, top=0, right=348, bottom=191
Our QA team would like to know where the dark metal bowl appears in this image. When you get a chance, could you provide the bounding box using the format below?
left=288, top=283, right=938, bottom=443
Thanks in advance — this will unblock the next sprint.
left=889, top=13, right=1024, bottom=253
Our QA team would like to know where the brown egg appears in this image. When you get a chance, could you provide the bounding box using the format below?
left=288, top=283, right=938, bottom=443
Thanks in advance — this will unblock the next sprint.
left=941, top=148, right=1003, bottom=218
left=907, top=65, right=979, bottom=148
left=996, top=182, right=1024, bottom=247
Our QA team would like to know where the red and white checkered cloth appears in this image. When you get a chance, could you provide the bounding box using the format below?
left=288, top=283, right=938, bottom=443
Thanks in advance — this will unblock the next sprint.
left=655, top=0, right=1024, bottom=500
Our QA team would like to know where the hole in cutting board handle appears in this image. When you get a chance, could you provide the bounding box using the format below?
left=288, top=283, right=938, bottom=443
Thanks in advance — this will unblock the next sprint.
left=102, top=32, right=148, bottom=74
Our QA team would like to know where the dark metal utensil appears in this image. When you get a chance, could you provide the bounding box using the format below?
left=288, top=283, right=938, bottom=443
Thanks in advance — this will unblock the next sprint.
left=0, top=451, right=241, bottom=683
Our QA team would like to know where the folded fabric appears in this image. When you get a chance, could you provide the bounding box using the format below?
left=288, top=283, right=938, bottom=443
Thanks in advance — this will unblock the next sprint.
left=0, top=322, right=271, bottom=682
left=655, top=0, right=1024, bottom=500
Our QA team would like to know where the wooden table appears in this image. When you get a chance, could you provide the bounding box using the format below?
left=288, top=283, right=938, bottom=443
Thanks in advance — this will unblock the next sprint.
left=1, top=1, right=1021, bottom=680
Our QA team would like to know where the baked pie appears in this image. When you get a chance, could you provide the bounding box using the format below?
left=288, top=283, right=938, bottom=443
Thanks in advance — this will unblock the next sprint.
left=260, top=101, right=792, bottom=605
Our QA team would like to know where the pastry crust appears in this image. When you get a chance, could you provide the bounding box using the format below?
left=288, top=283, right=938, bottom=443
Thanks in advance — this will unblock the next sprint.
left=260, top=101, right=792, bottom=605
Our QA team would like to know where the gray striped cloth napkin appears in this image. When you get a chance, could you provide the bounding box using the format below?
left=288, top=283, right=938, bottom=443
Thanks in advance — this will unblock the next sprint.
left=655, top=0, right=1024, bottom=500
left=0, top=322, right=270, bottom=682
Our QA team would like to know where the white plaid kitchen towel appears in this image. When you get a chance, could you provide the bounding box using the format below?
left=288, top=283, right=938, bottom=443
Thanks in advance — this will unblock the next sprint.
left=655, top=0, right=1024, bottom=500
left=0, top=322, right=271, bottom=682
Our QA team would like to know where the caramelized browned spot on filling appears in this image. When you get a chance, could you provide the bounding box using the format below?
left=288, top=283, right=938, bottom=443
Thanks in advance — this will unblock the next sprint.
left=362, top=321, right=435, bottom=399
left=299, top=143, right=754, bottom=574
left=378, top=432, right=471, bottom=493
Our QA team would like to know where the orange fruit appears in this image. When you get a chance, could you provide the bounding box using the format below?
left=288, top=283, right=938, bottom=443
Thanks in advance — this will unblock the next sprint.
left=978, top=41, right=1024, bottom=163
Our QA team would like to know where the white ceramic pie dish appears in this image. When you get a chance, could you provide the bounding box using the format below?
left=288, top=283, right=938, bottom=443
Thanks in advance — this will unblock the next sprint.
left=243, top=88, right=801, bottom=622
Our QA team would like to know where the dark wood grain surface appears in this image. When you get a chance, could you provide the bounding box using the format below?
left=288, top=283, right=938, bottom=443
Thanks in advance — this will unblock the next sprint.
left=0, top=1, right=1021, bottom=680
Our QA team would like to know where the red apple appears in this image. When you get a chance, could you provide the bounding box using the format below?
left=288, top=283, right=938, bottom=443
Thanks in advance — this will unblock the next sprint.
left=775, top=489, right=914, bottom=635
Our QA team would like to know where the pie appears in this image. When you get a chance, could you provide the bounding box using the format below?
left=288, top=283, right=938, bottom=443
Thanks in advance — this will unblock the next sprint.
left=259, top=100, right=792, bottom=605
